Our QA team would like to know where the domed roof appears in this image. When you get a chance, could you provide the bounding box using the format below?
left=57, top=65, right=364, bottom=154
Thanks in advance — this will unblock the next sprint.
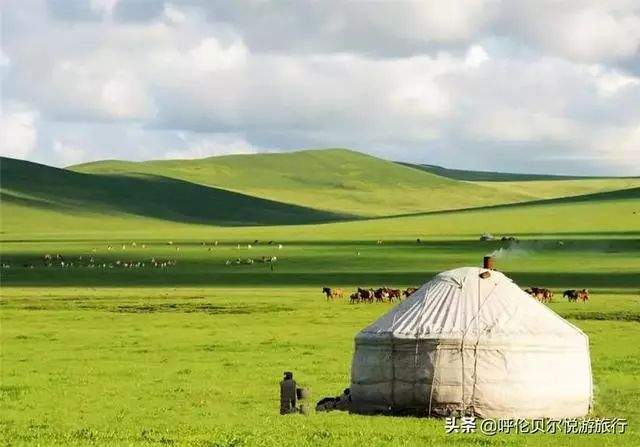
left=357, top=267, right=585, bottom=346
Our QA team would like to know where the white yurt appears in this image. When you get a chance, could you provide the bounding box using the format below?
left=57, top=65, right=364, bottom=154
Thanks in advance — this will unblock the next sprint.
left=350, top=264, right=592, bottom=418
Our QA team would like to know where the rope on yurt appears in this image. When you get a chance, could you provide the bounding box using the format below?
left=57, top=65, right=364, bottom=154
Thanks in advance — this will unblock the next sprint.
left=427, top=337, right=440, bottom=416
left=390, top=335, right=396, bottom=412
left=461, top=273, right=499, bottom=415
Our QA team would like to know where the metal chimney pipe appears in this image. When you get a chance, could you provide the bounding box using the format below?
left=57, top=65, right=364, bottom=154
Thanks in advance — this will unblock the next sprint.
left=483, top=256, right=494, bottom=270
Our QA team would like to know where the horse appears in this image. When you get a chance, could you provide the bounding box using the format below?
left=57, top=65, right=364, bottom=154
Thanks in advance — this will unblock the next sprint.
left=349, top=292, right=360, bottom=304
left=373, top=288, right=388, bottom=303
left=578, top=289, right=589, bottom=302
left=526, top=287, right=553, bottom=303
left=403, top=287, right=417, bottom=298
left=357, top=288, right=373, bottom=303
left=386, top=288, right=402, bottom=303
left=563, top=289, right=579, bottom=302
left=322, top=287, right=344, bottom=301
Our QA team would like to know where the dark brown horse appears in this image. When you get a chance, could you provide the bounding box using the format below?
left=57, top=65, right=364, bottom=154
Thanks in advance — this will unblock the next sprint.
left=373, top=288, right=388, bottom=303
left=563, top=289, right=588, bottom=302
left=357, top=288, right=373, bottom=303
left=403, top=287, right=417, bottom=298
left=386, top=288, right=402, bottom=302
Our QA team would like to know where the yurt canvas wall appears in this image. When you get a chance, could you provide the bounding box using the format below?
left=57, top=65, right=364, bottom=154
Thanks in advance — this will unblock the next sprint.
left=350, top=267, right=593, bottom=418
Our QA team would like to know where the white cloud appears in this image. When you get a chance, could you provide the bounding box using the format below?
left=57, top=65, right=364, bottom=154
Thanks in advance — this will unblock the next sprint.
left=100, top=71, right=156, bottom=119
left=163, top=132, right=261, bottom=159
left=189, top=37, right=248, bottom=72
left=0, top=1, right=639, bottom=175
left=464, top=45, right=490, bottom=68
left=359, top=0, right=498, bottom=43
left=585, top=65, right=640, bottom=97
left=469, top=108, right=580, bottom=142
left=52, top=139, right=87, bottom=166
left=594, top=122, right=640, bottom=162
left=505, top=2, right=640, bottom=64
left=163, top=3, right=187, bottom=25
left=0, top=48, right=10, bottom=67
left=0, top=103, right=38, bottom=159
left=90, top=0, right=119, bottom=18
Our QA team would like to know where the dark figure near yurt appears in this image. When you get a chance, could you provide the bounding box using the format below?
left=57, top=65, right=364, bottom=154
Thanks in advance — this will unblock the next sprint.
left=280, top=371, right=297, bottom=414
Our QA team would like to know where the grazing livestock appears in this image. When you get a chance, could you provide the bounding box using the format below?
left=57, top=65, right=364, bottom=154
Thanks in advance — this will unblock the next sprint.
left=564, top=289, right=589, bottom=302
left=578, top=289, right=589, bottom=302
left=403, top=287, right=418, bottom=298
left=525, top=287, right=554, bottom=303
left=386, top=288, right=402, bottom=302
left=349, top=292, right=360, bottom=304
left=357, top=288, right=373, bottom=303
left=322, top=287, right=344, bottom=301
left=374, top=288, right=388, bottom=303
left=578, top=289, right=589, bottom=303
left=563, top=290, right=579, bottom=302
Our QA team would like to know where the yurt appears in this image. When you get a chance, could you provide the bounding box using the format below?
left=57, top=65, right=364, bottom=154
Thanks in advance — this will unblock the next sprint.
left=350, top=262, right=592, bottom=418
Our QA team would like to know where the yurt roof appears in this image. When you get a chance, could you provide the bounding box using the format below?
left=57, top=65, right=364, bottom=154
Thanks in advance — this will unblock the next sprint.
left=357, top=267, right=586, bottom=346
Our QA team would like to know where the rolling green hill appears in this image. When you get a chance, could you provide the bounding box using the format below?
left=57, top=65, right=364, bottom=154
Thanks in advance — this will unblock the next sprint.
left=73, top=149, right=640, bottom=217
left=71, top=149, right=543, bottom=216
left=2, top=149, right=639, bottom=237
left=0, top=157, right=346, bottom=228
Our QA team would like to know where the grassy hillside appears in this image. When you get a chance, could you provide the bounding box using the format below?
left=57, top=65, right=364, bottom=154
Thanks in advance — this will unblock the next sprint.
left=3, top=150, right=639, bottom=237
left=400, top=162, right=624, bottom=181
left=72, top=149, right=549, bottom=217
left=0, top=157, right=345, bottom=227
left=2, top=177, right=637, bottom=241
left=73, top=149, right=640, bottom=217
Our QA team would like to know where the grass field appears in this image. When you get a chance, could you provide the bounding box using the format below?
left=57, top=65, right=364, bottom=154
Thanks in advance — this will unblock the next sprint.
left=71, top=149, right=640, bottom=217
left=1, top=149, right=640, bottom=446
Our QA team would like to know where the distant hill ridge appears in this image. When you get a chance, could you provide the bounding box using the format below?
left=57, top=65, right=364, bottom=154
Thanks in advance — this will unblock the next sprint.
left=399, top=162, right=639, bottom=181
left=1, top=148, right=639, bottom=234
left=71, top=148, right=640, bottom=217
left=0, top=156, right=347, bottom=226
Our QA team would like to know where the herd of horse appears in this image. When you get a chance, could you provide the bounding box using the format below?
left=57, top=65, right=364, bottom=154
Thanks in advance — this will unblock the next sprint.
left=323, top=286, right=590, bottom=304
left=322, top=287, right=418, bottom=303
left=524, top=287, right=590, bottom=303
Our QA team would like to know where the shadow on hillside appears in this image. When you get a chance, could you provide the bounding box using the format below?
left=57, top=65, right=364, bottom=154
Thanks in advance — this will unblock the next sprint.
left=398, top=162, right=638, bottom=181
left=381, top=186, right=640, bottom=220
left=1, top=157, right=349, bottom=226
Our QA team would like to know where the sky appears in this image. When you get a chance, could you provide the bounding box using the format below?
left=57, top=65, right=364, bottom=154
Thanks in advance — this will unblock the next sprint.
left=1, top=1, right=639, bottom=175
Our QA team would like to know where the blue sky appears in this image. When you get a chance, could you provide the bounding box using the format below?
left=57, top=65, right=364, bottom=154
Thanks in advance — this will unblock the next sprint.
left=1, top=0, right=639, bottom=174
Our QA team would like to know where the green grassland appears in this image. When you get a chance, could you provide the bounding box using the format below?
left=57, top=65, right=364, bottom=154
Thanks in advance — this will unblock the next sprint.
left=1, top=149, right=640, bottom=446
left=71, top=149, right=640, bottom=217
left=1, top=157, right=345, bottom=227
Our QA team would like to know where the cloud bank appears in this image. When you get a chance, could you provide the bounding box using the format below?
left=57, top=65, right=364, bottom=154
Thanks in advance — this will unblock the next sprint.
left=1, top=0, right=639, bottom=174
